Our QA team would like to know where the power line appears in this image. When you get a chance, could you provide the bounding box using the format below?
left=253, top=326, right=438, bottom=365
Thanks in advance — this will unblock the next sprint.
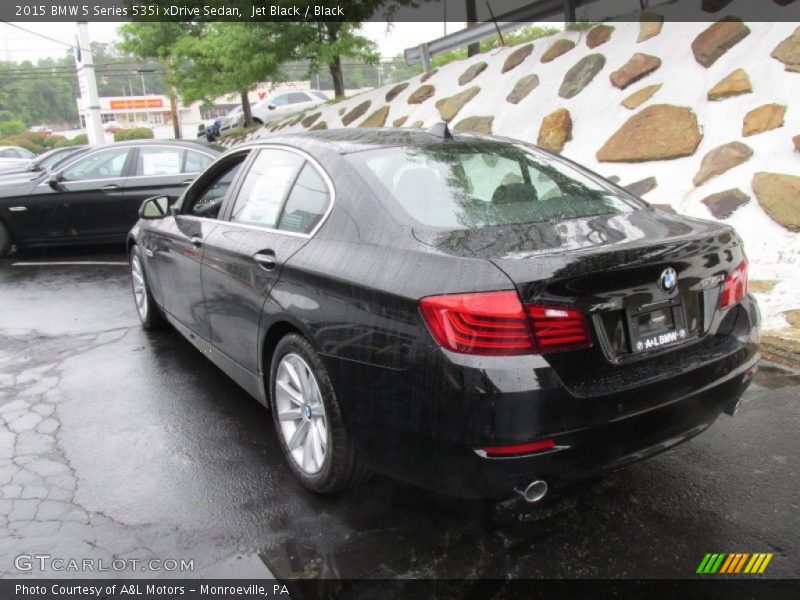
left=0, top=21, right=91, bottom=53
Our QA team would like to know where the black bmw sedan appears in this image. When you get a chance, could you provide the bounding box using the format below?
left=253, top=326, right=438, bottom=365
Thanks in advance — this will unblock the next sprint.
left=128, top=126, right=760, bottom=501
left=0, top=140, right=218, bottom=257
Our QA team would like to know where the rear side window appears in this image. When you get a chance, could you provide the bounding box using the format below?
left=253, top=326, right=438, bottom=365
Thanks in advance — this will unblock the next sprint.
left=288, top=92, right=311, bottom=104
left=230, top=149, right=303, bottom=228
left=184, top=150, right=213, bottom=173
left=278, top=163, right=330, bottom=234
left=346, top=143, right=644, bottom=229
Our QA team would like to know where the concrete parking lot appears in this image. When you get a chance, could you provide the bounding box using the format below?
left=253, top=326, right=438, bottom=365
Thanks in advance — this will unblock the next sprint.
left=0, top=247, right=798, bottom=581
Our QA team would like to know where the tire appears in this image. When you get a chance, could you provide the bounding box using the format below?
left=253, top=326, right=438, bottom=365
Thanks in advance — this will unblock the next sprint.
left=269, top=333, right=369, bottom=493
left=0, top=222, right=12, bottom=257
left=129, top=245, right=165, bottom=330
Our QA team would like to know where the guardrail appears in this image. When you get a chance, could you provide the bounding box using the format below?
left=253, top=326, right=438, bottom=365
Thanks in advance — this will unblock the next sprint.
left=403, top=0, right=653, bottom=69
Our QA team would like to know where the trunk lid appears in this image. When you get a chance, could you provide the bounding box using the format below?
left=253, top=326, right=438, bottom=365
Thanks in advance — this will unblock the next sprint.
left=414, top=208, right=746, bottom=395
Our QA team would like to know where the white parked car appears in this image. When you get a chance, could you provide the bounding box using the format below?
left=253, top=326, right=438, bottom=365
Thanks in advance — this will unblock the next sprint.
left=0, top=146, right=36, bottom=165
left=248, top=90, right=328, bottom=126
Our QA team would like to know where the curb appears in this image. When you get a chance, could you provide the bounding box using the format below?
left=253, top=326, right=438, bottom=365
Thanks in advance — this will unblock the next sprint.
left=761, top=329, right=800, bottom=370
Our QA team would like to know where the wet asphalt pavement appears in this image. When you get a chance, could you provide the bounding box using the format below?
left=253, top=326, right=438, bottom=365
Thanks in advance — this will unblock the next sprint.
left=0, top=247, right=798, bottom=582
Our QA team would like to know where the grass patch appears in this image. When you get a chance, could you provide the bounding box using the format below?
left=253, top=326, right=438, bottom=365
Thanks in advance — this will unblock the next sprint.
left=219, top=124, right=261, bottom=140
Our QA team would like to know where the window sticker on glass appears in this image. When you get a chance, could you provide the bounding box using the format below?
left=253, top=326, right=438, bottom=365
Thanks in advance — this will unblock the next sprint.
left=140, top=149, right=182, bottom=176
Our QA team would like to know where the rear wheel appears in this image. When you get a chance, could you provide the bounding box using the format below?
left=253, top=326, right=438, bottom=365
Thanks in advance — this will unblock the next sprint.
left=129, top=245, right=164, bottom=329
left=0, top=222, right=12, bottom=257
left=269, top=334, right=368, bottom=493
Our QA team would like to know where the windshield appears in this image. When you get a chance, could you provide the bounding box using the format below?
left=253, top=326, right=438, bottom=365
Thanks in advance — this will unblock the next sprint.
left=346, top=142, right=644, bottom=230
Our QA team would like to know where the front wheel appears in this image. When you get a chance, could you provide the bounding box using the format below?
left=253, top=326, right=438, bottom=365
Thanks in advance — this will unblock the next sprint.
left=269, top=334, right=369, bottom=493
left=129, top=245, right=164, bottom=329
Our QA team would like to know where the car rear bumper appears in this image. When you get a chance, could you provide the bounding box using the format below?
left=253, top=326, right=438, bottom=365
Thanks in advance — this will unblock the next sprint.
left=324, top=296, right=760, bottom=498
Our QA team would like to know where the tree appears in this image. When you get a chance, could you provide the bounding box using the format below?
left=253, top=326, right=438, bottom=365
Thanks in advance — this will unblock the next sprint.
left=169, top=22, right=301, bottom=127
left=293, top=1, right=416, bottom=99
left=466, top=0, right=480, bottom=57
left=295, top=22, right=378, bottom=98
left=119, top=22, right=197, bottom=138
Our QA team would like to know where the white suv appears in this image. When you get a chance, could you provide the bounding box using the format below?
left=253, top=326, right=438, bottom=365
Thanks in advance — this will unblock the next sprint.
left=248, top=90, right=328, bottom=126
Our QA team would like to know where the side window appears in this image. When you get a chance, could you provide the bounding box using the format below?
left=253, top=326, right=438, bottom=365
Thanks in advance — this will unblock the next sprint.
left=184, top=155, right=248, bottom=220
left=271, top=94, right=291, bottom=107
left=62, top=148, right=130, bottom=181
left=230, top=149, right=303, bottom=228
left=288, top=92, right=311, bottom=104
left=0, top=149, right=14, bottom=158
left=278, top=163, right=330, bottom=234
left=136, top=147, right=183, bottom=176
left=183, top=150, right=213, bottom=174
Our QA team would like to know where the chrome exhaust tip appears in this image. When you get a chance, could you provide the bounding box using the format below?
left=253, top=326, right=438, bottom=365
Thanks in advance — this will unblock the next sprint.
left=515, top=480, right=548, bottom=503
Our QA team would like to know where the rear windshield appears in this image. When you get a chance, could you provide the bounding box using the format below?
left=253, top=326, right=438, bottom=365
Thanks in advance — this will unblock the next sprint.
left=345, top=142, right=644, bottom=229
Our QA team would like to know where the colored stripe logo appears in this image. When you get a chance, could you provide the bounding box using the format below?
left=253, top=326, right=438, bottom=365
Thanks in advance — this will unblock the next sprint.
left=697, top=552, right=773, bottom=574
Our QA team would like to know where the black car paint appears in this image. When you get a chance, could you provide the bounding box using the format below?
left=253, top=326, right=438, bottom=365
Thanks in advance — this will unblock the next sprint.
left=0, top=140, right=218, bottom=250
left=129, top=129, right=760, bottom=498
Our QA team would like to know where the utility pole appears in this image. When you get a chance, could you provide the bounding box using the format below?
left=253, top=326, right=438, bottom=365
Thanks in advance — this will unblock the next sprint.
left=74, top=22, right=104, bottom=145
left=140, top=71, right=149, bottom=126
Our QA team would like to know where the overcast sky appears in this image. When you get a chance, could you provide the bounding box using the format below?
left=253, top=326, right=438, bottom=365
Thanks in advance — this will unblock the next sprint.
left=0, top=21, right=464, bottom=63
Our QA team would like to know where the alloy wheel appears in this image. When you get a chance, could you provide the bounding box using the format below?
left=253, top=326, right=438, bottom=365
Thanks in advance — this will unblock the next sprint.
left=130, top=253, right=148, bottom=321
left=274, top=353, right=328, bottom=475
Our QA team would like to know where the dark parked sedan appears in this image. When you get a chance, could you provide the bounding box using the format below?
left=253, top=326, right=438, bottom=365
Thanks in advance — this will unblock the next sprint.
left=0, top=140, right=218, bottom=256
left=0, top=145, right=88, bottom=180
left=128, top=126, right=759, bottom=500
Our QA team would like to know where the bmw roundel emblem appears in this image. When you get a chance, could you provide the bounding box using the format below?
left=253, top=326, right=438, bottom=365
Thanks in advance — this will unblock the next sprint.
left=660, top=267, right=678, bottom=292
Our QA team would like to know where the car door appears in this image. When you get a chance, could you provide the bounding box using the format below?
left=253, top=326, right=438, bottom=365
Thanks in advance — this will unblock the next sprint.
left=123, top=145, right=215, bottom=231
left=144, top=150, right=250, bottom=339
left=48, top=146, right=134, bottom=242
left=202, top=146, right=333, bottom=376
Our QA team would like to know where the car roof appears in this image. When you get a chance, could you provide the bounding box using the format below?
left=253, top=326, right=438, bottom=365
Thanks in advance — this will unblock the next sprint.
left=86, top=139, right=221, bottom=153
left=240, top=126, right=503, bottom=155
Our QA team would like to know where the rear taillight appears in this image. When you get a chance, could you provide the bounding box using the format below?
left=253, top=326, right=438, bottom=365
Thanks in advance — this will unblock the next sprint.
left=418, top=291, right=591, bottom=356
left=526, top=305, right=592, bottom=352
left=419, top=291, right=534, bottom=356
left=719, top=258, right=748, bottom=309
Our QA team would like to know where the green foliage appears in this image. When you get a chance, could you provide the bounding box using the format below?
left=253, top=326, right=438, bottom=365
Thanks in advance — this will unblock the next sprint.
left=0, top=44, right=166, bottom=127
left=431, top=25, right=559, bottom=68
left=44, top=135, right=68, bottom=148
left=113, top=127, right=154, bottom=142
left=565, top=21, right=597, bottom=31
left=0, top=120, right=26, bottom=138
left=53, top=134, right=88, bottom=148
left=0, top=131, right=46, bottom=154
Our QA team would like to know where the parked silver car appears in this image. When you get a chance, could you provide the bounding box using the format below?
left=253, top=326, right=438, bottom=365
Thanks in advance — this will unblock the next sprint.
left=248, top=90, right=328, bottom=126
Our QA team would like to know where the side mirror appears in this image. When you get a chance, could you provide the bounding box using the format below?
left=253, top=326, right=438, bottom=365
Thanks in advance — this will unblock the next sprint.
left=268, top=104, right=276, bottom=110
left=47, top=172, right=63, bottom=190
left=139, top=195, right=171, bottom=219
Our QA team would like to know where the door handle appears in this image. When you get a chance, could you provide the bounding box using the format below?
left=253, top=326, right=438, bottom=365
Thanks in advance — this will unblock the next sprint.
left=8, top=206, right=27, bottom=212
left=100, top=184, right=120, bottom=190
left=253, top=250, right=277, bottom=270
left=189, top=236, right=203, bottom=248
left=180, top=179, right=194, bottom=186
